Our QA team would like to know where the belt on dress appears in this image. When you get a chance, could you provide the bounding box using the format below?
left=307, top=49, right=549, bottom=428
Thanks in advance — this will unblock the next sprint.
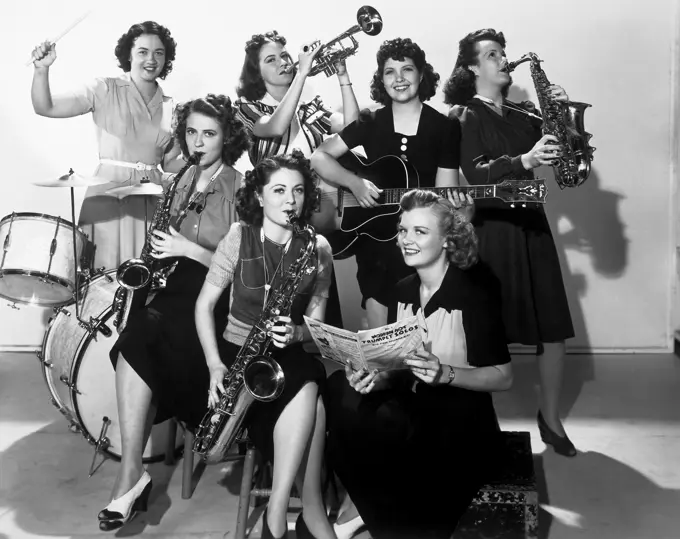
left=99, top=159, right=159, bottom=171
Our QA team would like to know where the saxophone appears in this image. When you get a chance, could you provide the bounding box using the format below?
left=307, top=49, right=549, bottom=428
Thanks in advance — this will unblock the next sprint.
left=193, top=215, right=317, bottom=464
left=111, top=152, right=203, bottom=333
left=507, top=53, right=595, bottom=189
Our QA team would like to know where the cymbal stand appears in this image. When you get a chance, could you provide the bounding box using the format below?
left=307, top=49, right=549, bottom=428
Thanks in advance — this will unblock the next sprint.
left=68, top=184, right=111, bottom=338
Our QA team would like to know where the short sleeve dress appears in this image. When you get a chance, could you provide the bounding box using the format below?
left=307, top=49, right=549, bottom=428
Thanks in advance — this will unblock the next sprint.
left=327, top=262, right=510, bottom=538
left=70, top=73, right=174, bottom=269
left=337, top=104, right=461, bottom=307
left=109, top=164, right=242, bottom=426
left=451, top=98, right=573, bottom=345
left=204, top=222, right=333, bottom=461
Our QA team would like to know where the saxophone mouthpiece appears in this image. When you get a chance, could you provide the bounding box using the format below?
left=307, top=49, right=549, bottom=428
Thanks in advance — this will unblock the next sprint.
left=189, top=152, right=204, bottom=165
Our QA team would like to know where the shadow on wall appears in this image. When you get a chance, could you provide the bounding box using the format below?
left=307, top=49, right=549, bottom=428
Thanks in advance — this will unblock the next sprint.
left=503, top=85, right=629, bottom=416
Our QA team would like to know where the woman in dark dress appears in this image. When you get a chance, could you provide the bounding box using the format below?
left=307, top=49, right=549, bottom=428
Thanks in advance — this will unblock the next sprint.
left=98, top=95, right=249, bottom=530
left=326, top=190, right=512, bottom=538
left=444, top=28, right=577, bottom=456
left=196, top=151, right=336, bottom=539
left=312, top=38, right=463, bottom=330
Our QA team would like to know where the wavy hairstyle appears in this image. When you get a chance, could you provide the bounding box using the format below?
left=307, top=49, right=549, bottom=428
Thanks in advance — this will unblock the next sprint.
left=236, top=149, right=320, bottom=226
left=442, top=28, right=508, bottom=106
left=114, top=21, right=177, bottom=80
left=399, top=190, right=478, bottom=270
left=236, top=31, right=291, bottom=101
left=174, top=94, right=250, bottom=166
left=370, top=38, right=439, bottom=105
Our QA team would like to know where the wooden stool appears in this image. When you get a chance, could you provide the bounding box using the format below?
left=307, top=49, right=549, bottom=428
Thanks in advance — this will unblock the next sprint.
left=453, top=431, right=538, bottom=539
left=165, top=420, right=285, bottom=539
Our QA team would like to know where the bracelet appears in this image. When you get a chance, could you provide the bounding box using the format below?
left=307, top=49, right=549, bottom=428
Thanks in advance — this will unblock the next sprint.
left=340, top=82, right=353, bottom=87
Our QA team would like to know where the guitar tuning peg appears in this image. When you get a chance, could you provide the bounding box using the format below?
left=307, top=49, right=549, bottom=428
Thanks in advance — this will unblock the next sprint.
left=522, top=203, right=527, bottom=208
left=510, top=203, right=516, bottom=209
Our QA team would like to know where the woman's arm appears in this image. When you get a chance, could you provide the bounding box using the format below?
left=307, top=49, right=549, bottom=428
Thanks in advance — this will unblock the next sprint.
left=251, top=42, right=321, bottom=138
left=435, top=168, right=459, bottom=188
left=441, top=362, right=512, bottom=391
left=195, top=281, right=229, bottom=369
left=311, top=135, right=381, bottom=208
left=149, top=227, right=214, bottom=267
left=329, top=60, right=359, bottom=132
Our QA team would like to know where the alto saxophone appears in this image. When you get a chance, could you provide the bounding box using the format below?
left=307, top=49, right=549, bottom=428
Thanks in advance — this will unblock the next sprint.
left=193, top=215, right=317, bottom=464
left=111, top=152, right=203, bottom=333
left=507, top=53, right=595, bottom=189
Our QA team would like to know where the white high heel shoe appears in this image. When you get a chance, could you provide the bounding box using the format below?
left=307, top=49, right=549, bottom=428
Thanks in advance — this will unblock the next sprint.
left=97, top=471, right=152, bottom=530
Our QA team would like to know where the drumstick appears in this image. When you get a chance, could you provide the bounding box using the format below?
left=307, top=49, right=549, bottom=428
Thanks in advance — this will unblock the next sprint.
left=26, top=9, right=94, bottom=67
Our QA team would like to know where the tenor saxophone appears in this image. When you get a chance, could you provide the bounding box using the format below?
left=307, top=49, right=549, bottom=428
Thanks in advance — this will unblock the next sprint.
left=193, top=214, right=317, bottom=464
left=507, top=53, right=595, bottom=189
left=111, top=152, right=203, bottom=333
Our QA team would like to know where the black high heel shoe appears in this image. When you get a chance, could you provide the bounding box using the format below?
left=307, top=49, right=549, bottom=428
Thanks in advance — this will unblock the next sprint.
left=98, top=471, right=153, bottom=531
left=537, top=411, right=577, bottom=457
left=295, top=512, right=315, bottom=539
left=262, top=507, right=289, bottom=539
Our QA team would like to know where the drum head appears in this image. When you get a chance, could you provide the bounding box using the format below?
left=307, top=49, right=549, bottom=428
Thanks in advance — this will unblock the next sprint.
left=0, top=270, right=73, bottom=305
left=41, top=270, right=184, bottom=461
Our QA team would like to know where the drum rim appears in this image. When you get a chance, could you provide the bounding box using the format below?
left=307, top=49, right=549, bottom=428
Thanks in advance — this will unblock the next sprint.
left=0, top=270, right=73, bottom=305
left=0, top=212, right=88, bottom=238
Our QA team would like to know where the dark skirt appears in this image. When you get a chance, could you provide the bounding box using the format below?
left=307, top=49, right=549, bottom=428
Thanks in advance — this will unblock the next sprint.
left=474, top=207, right=574, bottom=345
left=218, top=340, right=327, bottom=463
left=109, top=258, right=230, bottom=427
left=326, top=371, right=503, bottom=539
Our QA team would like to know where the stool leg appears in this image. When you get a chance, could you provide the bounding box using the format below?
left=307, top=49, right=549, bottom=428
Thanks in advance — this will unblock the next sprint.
left=164, top=419, right=178, bottom=465
left=182, top=431, right=195, bottom=499
left=235, top=448, right=257, bottom=539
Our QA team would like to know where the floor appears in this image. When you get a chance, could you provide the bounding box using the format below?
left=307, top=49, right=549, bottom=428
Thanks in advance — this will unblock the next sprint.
left=1, top=351, right=679, bottom=539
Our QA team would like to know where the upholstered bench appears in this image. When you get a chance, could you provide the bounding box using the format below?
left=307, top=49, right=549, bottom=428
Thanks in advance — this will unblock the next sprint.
left=453, top=431, right=538, bottom=539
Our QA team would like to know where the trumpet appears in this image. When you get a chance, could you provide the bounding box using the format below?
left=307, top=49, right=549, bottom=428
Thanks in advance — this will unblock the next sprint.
left=287, top=5, right=382, bottom=77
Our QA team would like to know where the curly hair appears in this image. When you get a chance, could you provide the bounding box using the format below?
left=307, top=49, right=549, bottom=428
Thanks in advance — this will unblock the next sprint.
left=442, top=28, right=508, bottom=106
left=174, top=94, right=250, bottom=166
left=370, top=38, right=439, bottom=106
left=236, top=149, right=320, bottom=226
left=114, top=21, right=177, bottom=80
left=399, top=190, right=478, bottom=270
left=236, top=31, right=292, bottom=101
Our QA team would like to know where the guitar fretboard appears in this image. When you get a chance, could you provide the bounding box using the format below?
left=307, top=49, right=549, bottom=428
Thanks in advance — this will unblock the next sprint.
left=342, top=185, right=497, bottom=207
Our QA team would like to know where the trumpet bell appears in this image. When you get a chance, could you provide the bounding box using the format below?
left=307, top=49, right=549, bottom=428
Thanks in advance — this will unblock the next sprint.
left=357, top=5, right=383, bottom=36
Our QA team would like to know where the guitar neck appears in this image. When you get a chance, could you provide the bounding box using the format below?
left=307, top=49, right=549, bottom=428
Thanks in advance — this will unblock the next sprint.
left=341, top=185, right=496, bottom=207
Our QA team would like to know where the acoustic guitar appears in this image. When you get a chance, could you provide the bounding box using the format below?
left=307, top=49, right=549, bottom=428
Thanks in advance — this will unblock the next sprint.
left=312, top=152, right=547, bottom=259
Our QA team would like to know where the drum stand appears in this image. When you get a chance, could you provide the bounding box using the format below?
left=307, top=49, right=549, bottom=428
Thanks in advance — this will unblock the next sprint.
left=66, top=186, right=115, bottom=477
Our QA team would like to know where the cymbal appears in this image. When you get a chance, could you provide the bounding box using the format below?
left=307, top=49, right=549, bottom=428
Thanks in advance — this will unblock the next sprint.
left=33, top=169, right=109, bottom=188
left=106, top=182, right=164, bottom=197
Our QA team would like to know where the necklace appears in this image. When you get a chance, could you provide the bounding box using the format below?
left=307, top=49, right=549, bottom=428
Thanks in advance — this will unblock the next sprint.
left=260, top=227, right=293, bottom=308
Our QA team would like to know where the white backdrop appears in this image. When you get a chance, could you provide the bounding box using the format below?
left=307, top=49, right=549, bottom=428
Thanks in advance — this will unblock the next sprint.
left=0, top=0, right=676, bottom=352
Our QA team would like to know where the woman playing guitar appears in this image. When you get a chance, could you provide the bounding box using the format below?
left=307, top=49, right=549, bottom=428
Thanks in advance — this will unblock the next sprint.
left=311, top=38, right=465, bottom=329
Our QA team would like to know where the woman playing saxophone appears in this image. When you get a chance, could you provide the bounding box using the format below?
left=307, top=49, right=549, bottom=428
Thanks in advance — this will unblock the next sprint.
left=195, top=151, right=336, bottom=539
left=444, top=29, right=576, bottom=457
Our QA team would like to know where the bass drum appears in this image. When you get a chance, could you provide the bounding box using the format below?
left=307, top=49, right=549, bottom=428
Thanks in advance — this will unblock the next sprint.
left=40, top=269, right=183, bottom=461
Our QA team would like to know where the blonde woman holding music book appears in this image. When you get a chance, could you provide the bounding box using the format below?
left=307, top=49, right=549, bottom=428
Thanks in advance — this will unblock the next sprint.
left=326, top=189, right=513, bottom=539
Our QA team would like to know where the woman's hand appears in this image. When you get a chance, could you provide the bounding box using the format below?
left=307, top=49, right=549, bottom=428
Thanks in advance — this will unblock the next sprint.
left=350, top=177, right=382, bottom=208
left=32, top=41, right=56, bottom=68
left=150, top=226, right=192, bottom=259
left=446, top=189, right=475, bottom=221
left=549, top=85, right=569, bottom=103
left=345, top=365, right=380, bottom=394
left=268, top=316, right=301, bottom=349
left=334, top=56, right=348, bottom=78
left=207, top=363, right=228, bottom=408
left=522, top=134, right=562, bottom=169
left=404, top=349, right=443, bottom=385
left=297, top=40, right=323, bottom=77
